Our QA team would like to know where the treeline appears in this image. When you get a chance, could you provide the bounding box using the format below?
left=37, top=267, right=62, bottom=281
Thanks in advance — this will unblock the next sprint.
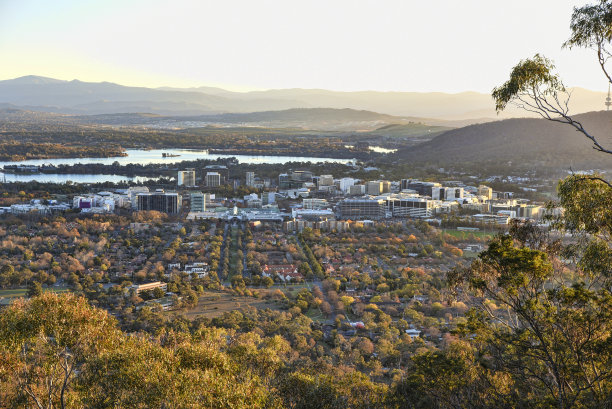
left=0, top=123, right=374, bottom=160
left=0, top=141, right=125, bottom=161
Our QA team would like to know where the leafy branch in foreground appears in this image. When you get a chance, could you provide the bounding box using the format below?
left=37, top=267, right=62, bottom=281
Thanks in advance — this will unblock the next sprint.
left=493, top=0, right=612, bottom=156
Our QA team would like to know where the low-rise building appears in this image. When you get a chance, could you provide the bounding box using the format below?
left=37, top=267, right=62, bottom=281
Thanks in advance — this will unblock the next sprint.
left=131, top=281, right=168, bottom=296
left=338, top=198, right=387, bottom=220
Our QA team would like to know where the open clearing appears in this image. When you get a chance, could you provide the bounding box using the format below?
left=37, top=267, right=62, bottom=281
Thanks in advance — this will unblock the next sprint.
left=181, top=289, right=283, bottom=320
left=443, top=229, right=496, bottom=240
left=0, top=286, right=70, bottom=304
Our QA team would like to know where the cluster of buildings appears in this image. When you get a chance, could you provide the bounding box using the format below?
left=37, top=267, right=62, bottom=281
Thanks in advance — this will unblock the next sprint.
left=2, top=162, right=547, bottom=226
left=177, top=165, right=230, bottom=188
left=272, top=174, right=549, bottom=228
left=72, top=188, right=183, bottom=214
left=0, top=200, right=71, bottom=215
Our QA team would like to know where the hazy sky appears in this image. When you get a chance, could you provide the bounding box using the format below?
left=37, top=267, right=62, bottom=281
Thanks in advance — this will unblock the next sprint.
left=0, top=0, right=605, bottom=93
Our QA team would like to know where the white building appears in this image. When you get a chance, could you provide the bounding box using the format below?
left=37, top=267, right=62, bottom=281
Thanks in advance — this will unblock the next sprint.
left=337, top=177, right=357, bottom=193
left=432, top=186, right=464, bottom=201
left=302, top=198, right=329, bottom=210
left=205, top=172, right=221, bottom=187
left=127, top=186, right=149, bottom=209
left=178, top=169, right=196, bottom=187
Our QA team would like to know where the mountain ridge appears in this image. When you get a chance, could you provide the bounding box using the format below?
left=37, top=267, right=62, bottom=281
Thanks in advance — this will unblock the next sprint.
left=2, top=75, right=608, bottom=120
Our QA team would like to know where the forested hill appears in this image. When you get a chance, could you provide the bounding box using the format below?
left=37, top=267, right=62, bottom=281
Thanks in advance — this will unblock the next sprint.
left=391, top=111, right=612, bottom=170
left=0, top=107, right=454, bottom=132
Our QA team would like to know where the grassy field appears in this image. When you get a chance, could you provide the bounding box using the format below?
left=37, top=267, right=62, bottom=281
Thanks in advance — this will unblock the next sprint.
left=443, top=229, right=496, bottom=240
left=181, top=289, right=282, bottom=320
left=0, top=286, right=70, bottom=304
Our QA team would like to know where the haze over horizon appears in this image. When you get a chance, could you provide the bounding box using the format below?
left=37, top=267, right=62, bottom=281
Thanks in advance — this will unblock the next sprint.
left=0, top=0, right=607, bottom=93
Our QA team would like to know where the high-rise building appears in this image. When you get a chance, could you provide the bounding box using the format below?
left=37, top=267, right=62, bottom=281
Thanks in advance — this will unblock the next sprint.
left=246, top=171, right=255, bottom=187
left=205, top=172, right=221, bottom=187
left=137, top=190, right=182, bottom=214
left=190, top=192, right=206, bottom=212
left=203, top=165, right=229, bottom=184
left=178, top=169, right=196, bottom=187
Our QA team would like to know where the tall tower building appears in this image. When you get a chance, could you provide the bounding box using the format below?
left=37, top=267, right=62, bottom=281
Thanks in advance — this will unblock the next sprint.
left=137, top=190, right=182, bottom=214
left=190, top=192, right=206, bottom=212
left=606, top=84, right=611, bottom=111
left=205, top=172, right=221, bottom=187
left=178, top=169, right=196, bottom=187
left=246, top=171, right=255, bottom=187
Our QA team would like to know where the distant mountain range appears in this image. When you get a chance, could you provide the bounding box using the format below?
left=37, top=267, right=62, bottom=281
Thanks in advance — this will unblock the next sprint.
left=393, top=111, right=612, bottom=170
left=0, top=106, right=457, bottom=134
left=1, top=75, right=609, bottom=120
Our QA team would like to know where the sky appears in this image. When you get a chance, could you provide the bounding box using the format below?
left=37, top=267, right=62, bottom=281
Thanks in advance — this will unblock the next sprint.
left=0, top=0, right=605, bottom=93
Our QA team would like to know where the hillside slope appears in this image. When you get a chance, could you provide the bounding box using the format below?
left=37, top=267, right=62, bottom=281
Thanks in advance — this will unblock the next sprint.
left=392, top=111, right=612, bottom=170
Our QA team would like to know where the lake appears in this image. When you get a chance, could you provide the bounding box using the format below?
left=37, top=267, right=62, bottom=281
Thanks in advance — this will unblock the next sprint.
left=0, top=173, right=158, bottom=184
left=0, top=149, right=353, bottom=168
left=0, top=149, right=354, bottom=184
left=344, top=145, right=397, bottom=154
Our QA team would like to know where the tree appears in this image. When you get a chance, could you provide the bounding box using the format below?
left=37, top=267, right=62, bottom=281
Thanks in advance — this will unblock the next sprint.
left=445, top=5, right=612, bottom=407
left=261, top=276, right=274, bottom=288
left=26, top=281, right=43, bottom=298
left=493, top=1, right=612, bottom=162
left=449, top=233, right=611, bottom=408
left=0, top=293, right=119, bottom=408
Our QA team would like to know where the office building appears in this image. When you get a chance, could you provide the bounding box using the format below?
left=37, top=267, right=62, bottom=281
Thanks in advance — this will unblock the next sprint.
left=190, top=192, right=206, bottom=212
left=203, top=165, right=229, bottom=184
left=338, top=177, right=357, bottom=193
left=128, top=186, right=149, bottom=209
left=478, top=185, right=493, bottom=200
left=318, top=175, right=334, bottom=188
left=367, top=181, right=383, bottom=195
left=246, top=171, right=255, bottom=187
left=381, top=180, right=391, bottom=194
left=385, top=195, right=436, bottom=218
left=432, top=186, right=464, bottom=201
left=177, top=169, right=196, bottom=187
left=303, top=198, right=329, bottom=210
left=279, top=170, right=313, bottom=190
left=349, top=184, right=366, bottom=195
left=400, top=180, right=441, bottom=197
left=291, top=170, right=314, bottom=182
left=516, top=204, right=541, bottom=219
left=262, top=192, right=276, bottom=205
left=205, top=172, right=221, bottom=187
left=338, top=198, right=387, bottom=219
left=137, top=190, right=182, bottom=214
